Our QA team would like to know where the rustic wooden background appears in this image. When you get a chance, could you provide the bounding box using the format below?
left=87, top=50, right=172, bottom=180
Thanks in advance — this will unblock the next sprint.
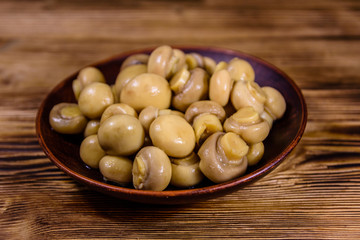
left=1, top=0, right=360, bottom=239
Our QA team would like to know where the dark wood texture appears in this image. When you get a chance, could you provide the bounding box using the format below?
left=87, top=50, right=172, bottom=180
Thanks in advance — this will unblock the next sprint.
left=1, top=0, right=359, bottom=238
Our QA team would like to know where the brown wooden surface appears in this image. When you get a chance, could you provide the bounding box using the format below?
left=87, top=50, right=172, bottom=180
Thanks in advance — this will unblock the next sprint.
left=1, top=0, right=360, bottom=239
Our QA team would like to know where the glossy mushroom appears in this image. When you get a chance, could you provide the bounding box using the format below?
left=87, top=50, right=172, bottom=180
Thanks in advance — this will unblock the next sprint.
left=120, top=73, right=172, bottom=112
left=97, top=114, right=145, bottom=156
left=192, top=113, right=223, bottom=145
left=227, top=58, right=255, bottom=82
left=83, top=119, right=100, bottom=137
left=170, top=152, right=204, bottom=188
left=99, top=155, right=133, bottom=186
left=185, top=53, right=216, bottom=75
left=132, top=146, right=172, bottom=191
left=78, top=82, right=114, bottom=119
left=262, top=86, right=287, bottom=120
left=209, top=69, right=233, bottom=107
left=171, top=68, right=209, bottom=112
left=223, top=106, right=270, bottom=144
left=230, top=80, right=266, bottom=114
left=149, top=114, right=195, bottom=158
left=72, top=67, right=106, bottom=100
left=247, top=142, right=265, bottom=166
left=139, top=106, right=183, bottom=133
left=184, top=100, right=226, bottom=124
left=120, top=53, right=149, bottom=71
left=185, top=52, right=204, bottom=70
left=169, top=67, right=191, bottom=94
left=49, top=103, right=88, bottom=134
left=79, top=134, right=106, bottom=169
left=147, top=45, right=186, bottom=79
left=100, top=103, right=137, bottom=124
left=114, top=64, right=147, bottom=98
left=198, top=132, right=249, bottom=183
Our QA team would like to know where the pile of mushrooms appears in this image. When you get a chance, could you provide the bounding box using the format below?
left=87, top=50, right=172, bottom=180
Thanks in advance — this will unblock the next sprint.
left=49, top=45, right=286, bottom=191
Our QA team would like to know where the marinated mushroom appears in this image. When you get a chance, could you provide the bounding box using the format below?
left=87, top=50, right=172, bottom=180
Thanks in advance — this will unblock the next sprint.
left=97, top=114, right=145, bottom=156
left=172, top=68, right=209, bottom=112
left=168, top=48, right=186, bottom=77
left=214, top=61, right=228, bottom=72
left=138, top=106, right=158, bottom=133
left=72, top=67, right=106, bottom=99
left=209, top=69, right=233, bottom=106
left=198, top=132, right=249, bottom=183
left=169, top=67, right=191, bottom=94
left=185, top=53, right=216, bottom=75
left=80, top=134, right=106, bottom=169
left=139, top=106, right=183, bottom=133
left=147, top=45, right=186, bottom=79
left=100, top=103, right=137, bottom=124
left=51, top=46, right=292, bottom=191
left=247, top=142, right=265, bottom=166
left=184, top=100, right=226, bottom=124
left=99, top=155, right=133, bottom=186
left=192, top=113, right=223, bottom=145
left=78, top=82, right=114, bottom=119
left=78, top=66, right=106, bottom=86
left=231, top=80, right=266, bottom=114
left=262, top=86, right=286, bottom=120
left=120, top=53, right=149, bottom=71
left=72, top=79, right=82, bottom=100
left=158, top=108, right=184, bottom=118
left=185, top=52, right=204, bottom=70
left=227, top=58, right=255, bottom=82
left=132, top=146, right=172, bottom=191
left=203, top=56, right=217, bottom=75
left=120, top=73, right=171, bottom=112
left=170, top=152, right=204, bottom=188
left=84, top=119, right=100, bottom=137
left=260, top=110, right=274, bottom=128
left=149, top=114, right=195, bottom=158
left=49, top=103, right=88, bottom=134
left=223, top=106, right=270, bottom=144
left=114, top=64, right=147, bottom=99
left=110, top=84, right=119, bottom=103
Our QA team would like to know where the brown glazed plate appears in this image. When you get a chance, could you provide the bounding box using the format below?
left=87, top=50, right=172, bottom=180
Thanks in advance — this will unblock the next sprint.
left=36, top=46, right=307, bottom=205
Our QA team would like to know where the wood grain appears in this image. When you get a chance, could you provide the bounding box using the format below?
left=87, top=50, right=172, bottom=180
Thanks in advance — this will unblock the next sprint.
left=1, top=0, right=360, bottom=239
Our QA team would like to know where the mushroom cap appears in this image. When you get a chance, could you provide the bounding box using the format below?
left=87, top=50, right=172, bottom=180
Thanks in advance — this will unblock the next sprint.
left=114, top=64, right=147, bottom=98
left=209, top=69, right=233, bottom=106
left=172, top=68, right=209, bottom=112
left=227, top=58, right=255, bottom=82
left=120, top=53, right=149, bottom=71
left=147, top=45, right=173, bottom=78
left=149, top=114, right=195, bottom=158
left=97, top=114, right=145, bottom=156
left=78, top=82, right=114, bottom=119
left=84, top=120, right=100, bottom=137
left=184, top=100, right=226, bottom=124
left=77, top=67, right=106, bottom=88
left=49, top=103, right=88, bottom=134
left=132, top=146, right=172, bottom=191
left=120, top=73, right=171, bottom=112
left=198, top=132, right=248, bottom=183
left=230, top=80, right=266, bottom=114
left=80, top=134, right=105, bottom=169
left=262, top=86, right=286, bottom=120
left=170, top=152, right=204, bottom=188
left=99, top=155, right=133, bottom=186
left=100, top=103, right=137, bottom=124
left=223, top=106, right=271, bottom=144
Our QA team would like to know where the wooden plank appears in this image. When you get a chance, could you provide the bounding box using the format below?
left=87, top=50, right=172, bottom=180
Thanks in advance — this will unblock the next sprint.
left=1, top=0, right=360, bottom=239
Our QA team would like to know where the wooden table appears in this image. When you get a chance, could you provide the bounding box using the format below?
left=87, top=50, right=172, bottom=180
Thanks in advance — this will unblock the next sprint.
left=1, top=0, right=359, bottom=239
